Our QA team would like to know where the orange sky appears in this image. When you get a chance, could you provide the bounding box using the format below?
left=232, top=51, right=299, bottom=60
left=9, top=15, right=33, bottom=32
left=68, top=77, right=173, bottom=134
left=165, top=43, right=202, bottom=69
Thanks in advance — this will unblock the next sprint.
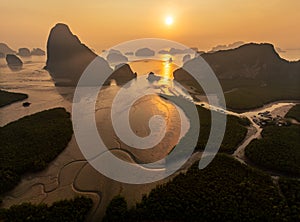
left=1, top=0, right=300, bottom=54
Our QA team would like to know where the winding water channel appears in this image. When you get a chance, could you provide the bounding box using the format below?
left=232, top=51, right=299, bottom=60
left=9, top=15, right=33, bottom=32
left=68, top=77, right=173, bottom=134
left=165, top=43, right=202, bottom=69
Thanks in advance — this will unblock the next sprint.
left=0, top=57, right=298, bottom=220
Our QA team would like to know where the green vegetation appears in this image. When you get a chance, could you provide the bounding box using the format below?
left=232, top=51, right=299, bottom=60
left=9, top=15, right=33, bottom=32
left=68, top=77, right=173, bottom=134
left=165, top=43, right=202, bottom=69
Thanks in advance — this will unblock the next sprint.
left=160, top=95, right=249, bottom=154
left=196, top=105, right=248, bottom=154
left=0, top=90, right=28, bottom=107
left=0, top=108, right=73, bottom=195
left=237, top=116, right=251, bottom=126
left=224, top=84, right=300, bottom=111
left=285, top=104, right=300, bottom=122
left=181, top=77, right=300, bottom=111
left=0, top=196, right=93, bottom=222
left=104, top=154, right=291, bottom=221
left=103, top=196, right=128, bottom=222
left=279, top=177, right=300, bottom=221
left=175, top=62, right=300, bottom=111
left=245, top=125, right=300, bottom=176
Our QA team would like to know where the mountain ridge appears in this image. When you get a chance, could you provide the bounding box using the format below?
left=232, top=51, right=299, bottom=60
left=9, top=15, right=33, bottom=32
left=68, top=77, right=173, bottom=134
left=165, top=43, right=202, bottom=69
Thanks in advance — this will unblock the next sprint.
left=174, top=42, right=300, bottom=110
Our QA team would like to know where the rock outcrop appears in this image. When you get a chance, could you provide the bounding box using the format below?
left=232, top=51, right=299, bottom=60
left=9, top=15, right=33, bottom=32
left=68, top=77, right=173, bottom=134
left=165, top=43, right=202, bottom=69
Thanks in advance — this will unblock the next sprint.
left=106, top=52, right=128, bottom=64
left=0, top=43, right=16, bottom=55
left=18, top=48, right=31, bottom=57
left=6, top=54, right=23, bottom=66
left=45, top=23, right=98, bottom=86
left=45, top=23, right=136, bottom=86
left=111, top=63, right=137, bottom=85
left=147, top=72, right=161, bottom=83
left=22, top=102, right=31, bottom=107
left=31, top=48, right=45, bottom=56
left=6, top=54, right=23, bottom=71
left=135, top=48, right=155, bottom=57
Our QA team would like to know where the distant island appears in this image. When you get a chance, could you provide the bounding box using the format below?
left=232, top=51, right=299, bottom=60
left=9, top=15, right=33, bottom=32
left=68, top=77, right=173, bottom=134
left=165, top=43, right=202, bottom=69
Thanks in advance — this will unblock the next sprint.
left=17, top=48, right=31, bottom=57
left=30, top=48, right=45, bottom=56
left=5, top=54, right=23, bottom=71
left=0, top=43, right=45, bottom=57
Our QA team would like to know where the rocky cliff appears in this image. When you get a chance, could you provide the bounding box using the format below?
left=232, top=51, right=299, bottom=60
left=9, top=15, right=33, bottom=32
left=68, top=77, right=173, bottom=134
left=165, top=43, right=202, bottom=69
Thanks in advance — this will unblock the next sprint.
left=45, top=23, right=98, bottom=85
left=45, top=23, right=136, bottom=86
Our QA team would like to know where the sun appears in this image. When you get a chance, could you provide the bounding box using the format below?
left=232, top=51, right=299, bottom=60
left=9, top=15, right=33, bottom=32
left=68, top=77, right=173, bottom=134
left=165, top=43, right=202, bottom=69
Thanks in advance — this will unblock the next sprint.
left=165, top=16, right=173, bottom=26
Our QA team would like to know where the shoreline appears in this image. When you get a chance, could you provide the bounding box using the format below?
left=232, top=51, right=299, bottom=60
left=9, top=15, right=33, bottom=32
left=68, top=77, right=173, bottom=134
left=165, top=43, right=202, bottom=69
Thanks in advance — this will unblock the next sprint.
left=1, top=83, right=299, bottom=219
left=185, top=85, right=300, bottom=113
left=232, top=102, right=296, bottom=176
left=226, top=99, right=300, bottom=114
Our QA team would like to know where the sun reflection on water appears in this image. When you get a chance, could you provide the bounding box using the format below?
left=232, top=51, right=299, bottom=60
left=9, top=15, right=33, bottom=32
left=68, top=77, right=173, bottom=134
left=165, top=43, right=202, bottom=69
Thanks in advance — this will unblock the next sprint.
left=128, top=54, right=179, bottom=87
left=158, top=54, right=175, bottom=86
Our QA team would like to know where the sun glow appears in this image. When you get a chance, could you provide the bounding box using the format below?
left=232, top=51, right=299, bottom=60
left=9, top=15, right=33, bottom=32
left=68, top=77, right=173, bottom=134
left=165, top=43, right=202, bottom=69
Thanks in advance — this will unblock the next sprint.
left=165, top=16, right=173, bottom=26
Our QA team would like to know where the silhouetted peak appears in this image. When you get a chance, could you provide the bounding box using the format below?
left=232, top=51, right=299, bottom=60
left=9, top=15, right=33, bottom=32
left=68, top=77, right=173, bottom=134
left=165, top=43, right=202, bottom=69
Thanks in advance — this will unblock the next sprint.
left=53, top=23, right=71, bottom=31
left=45, top=23, right=136, bottom=86
left=45, top=23, right=97, bottom=85
left=47, top=23, right=82, bottom=48
left=50, top=23, right=74, bottom=37
left=51, top=23, right=76, bottom=38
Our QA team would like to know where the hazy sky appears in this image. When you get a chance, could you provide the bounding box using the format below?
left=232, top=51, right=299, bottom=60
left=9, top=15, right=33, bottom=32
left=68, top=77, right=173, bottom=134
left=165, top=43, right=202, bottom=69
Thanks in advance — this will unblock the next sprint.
left=1, top=0, right=300, bottom=53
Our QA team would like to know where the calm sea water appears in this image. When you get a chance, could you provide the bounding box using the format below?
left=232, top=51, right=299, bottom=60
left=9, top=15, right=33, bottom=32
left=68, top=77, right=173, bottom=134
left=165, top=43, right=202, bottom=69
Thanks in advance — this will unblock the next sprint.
left=0, top=55, right=191, bottom=164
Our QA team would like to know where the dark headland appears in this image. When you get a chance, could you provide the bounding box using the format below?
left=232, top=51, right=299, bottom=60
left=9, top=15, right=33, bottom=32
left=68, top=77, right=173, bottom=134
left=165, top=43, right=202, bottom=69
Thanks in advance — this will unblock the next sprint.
left=174, top=43, right=300, bottom=110
left=45, top=23, right=136, bottom=86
